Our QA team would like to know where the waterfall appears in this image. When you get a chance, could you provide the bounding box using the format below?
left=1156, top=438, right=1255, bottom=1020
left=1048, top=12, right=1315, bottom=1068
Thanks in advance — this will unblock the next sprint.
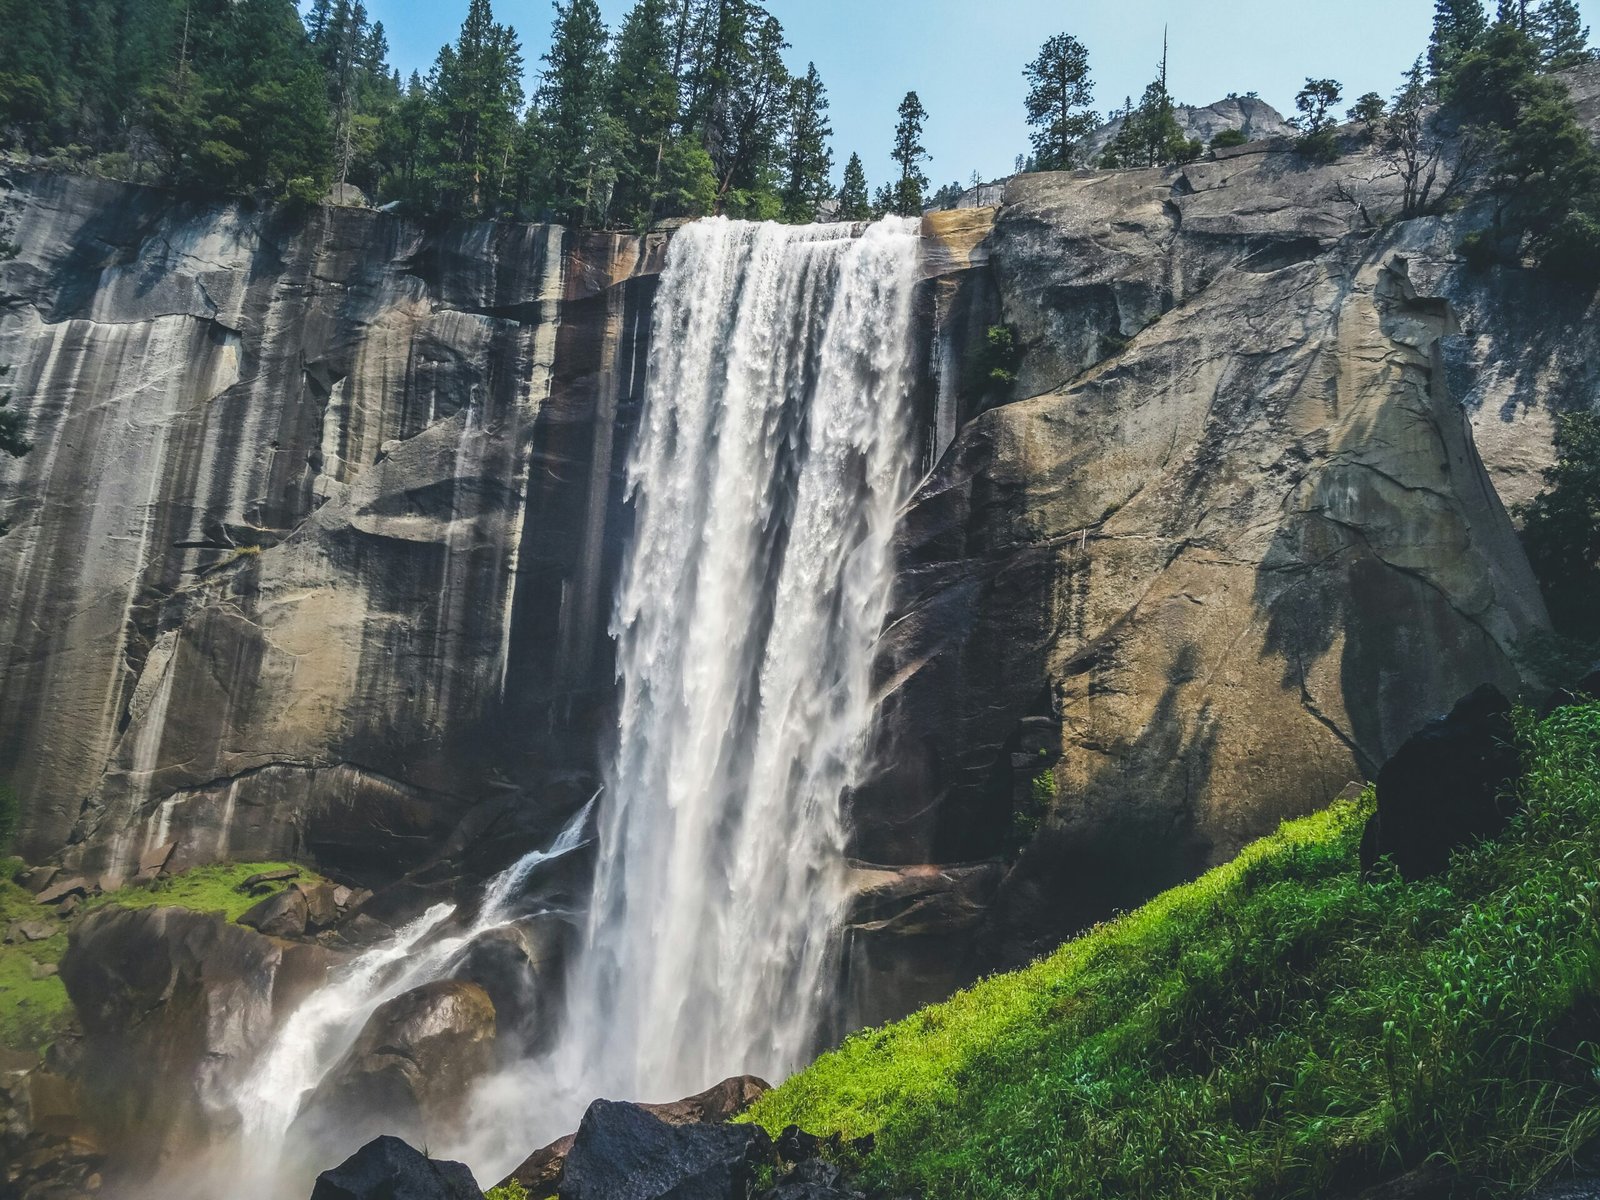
left=215, top=215, right=922, bottom=1193
left=558, top=214, right=923, bottom=1099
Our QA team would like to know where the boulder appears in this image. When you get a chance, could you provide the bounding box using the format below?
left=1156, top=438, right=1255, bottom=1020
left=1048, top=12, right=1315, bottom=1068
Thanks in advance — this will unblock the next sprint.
left=58, top=905, right=336, bottom=1175
left=36, top=876, right=92, bottom=905
left=443, top=917, right=574, bottom=1050
left=502, top=1076, right=770, bottom=1193
left=309, top=1135, right=481, bottom=1200
left=237, top=886, right=310, bottom=937
left=766, top=1158, right=865, bottom=1200
left=558, top=1099, right=773, bottom=1200
left=290, top=980, right=496, bottom=1165
left=238, top=867, right=301, bottom=894
left=1359, top=685, right=1522, bottom=879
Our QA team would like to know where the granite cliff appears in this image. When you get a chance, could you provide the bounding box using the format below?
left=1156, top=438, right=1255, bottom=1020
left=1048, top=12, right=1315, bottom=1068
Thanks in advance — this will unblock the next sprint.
left=2, top=78, right=1595, bottom=1016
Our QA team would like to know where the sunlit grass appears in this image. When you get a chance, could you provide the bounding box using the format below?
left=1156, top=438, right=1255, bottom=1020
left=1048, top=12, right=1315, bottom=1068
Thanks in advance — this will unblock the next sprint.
left=749, top=703, right=1600, bottom=1200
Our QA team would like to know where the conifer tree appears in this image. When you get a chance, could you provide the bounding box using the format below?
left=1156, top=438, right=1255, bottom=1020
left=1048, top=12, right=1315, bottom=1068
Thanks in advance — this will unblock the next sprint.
left=532, top=0, right=611, bottom=223
left=1023, top=32, right=1096, bottom=170
left=608, top=0, right=680, bottom=226
left=1430, top=0, right=1489, bottom=81
left=428, top=0, right=524, bottom=214
left=891, top=90, right=929, bottom=217
left=1532, top=0, right=1595, bottom=69
left=780, top=62, right=832, bottom=222
left=837, top=151, right=870, bottom=221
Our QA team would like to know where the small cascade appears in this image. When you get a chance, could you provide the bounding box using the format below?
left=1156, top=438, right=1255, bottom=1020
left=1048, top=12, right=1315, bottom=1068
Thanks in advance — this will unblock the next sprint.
left=224, top=795, right=596, bottom=1193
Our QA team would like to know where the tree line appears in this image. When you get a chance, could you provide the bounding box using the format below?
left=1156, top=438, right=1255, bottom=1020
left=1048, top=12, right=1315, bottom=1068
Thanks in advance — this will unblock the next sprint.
left=0, top=0, right=944, bottom=225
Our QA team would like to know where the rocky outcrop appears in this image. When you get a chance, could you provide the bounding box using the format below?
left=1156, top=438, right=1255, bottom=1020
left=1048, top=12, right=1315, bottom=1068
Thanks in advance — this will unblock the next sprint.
left=57, top=905, right=336, bottom=1178
left=0, top=168, right=660, bottom=884
left=309, top=1135, right=483, bottom=1200
left=857, top=138, right=1554, bottom=960
left=1077, top=95, right=1297, bottom=163
left=1359, top=685, right=1522, bottom=879
left=557, top=1099, right=773, bottom=1200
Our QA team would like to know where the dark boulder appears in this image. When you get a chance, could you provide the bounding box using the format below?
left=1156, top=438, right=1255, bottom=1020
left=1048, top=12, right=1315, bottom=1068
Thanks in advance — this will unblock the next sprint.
left=766, top=1158, right=865, bottom=1200
left=308, top=1135, right=482, bottom=1200
left=291, top=980, right=497, bottom=1166
left=502, top=1076, right=770, bottom=1194
left=443, top=917, right=575, bottom=1051
left=559, top=1099, right=773, bottom=1200
left=1360, top=685, right=1522, bottom=880
left=59, top=905, right=336, bottom=1176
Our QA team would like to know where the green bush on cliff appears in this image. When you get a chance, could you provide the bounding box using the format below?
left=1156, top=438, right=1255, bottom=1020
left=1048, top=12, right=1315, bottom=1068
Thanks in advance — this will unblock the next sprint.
left=750, top=702, right=1600, bottom=1199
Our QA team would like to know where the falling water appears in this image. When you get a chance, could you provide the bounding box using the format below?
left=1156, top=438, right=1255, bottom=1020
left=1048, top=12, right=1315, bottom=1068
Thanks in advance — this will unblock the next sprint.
left=221, top=795, right=595, bottom=1195
left=558, top=214, right=924, bottom=1102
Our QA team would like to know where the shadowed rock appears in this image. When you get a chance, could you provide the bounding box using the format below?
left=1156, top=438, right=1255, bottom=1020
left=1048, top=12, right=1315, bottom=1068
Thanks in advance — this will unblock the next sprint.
left=558, top=1099, right=773, bottom=1200
left=1359, top=685, right=1522, bottom=879
left=308, top=1135, right=482, bottom=1200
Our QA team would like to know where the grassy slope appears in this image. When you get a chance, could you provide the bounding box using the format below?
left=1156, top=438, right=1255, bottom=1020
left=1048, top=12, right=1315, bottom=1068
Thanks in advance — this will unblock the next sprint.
left=749, top=703, right=1600, bottom=1199
left=0, top=860, right=316, bottom=1053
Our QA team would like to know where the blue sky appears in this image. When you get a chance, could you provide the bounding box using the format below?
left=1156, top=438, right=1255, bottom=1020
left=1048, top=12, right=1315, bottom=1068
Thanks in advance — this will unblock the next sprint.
left=358, top=0, right=1599, bottom=190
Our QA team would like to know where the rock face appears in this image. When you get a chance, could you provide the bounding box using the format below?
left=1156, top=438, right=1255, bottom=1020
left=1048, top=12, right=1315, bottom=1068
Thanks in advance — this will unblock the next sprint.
left=1360, top=685, right=1522, bottom=879
left=3, top=66, right=1594, bottom=1013
left=857, top=139, right=1555, bottom=963
left=0, top=167, right=661, bottom=884
left=1077, top=94, right=1297, bottom=162
left=57, top=905, right=335, bottom=1177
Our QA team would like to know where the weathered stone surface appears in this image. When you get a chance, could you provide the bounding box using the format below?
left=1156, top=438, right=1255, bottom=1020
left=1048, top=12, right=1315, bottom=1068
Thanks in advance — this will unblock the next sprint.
left=1360, top=685, right=1522, bottom=879
left=558, top=1098, right=772, bottom=1200
left=442, top=916, right=574, bottom=1051
left=308, top=1135, right=482, bottom=1200
left=0, top=168, right=659, bottom=887
left=57, top=905, right=337, bottom=1177
left=1078, top=95, right=1297, bottom=164
left=859, top=141, right=1553, bottom=962
left=503, top=1077, right=770, bottom=1194
left=290, top=980, right=497, bottom=1167
left=237, top=886, right=310, bottom=938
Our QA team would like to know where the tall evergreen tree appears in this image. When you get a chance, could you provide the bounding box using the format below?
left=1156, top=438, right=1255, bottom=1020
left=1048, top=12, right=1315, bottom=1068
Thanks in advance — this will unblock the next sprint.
left=1430, top=0, right=1489, bottom=81
left=427, top=0, right=524, bottom=214
left=607, top=0, right=679, bottom=226
left=780, top=62, right=832, bottom=222
left=837, top=151, right=869, bottom=221
left=1099, top=36, right=1192, bottom=168
left=1023, top=32, right=1096, bottom=171
left=534, top=0, right=614, bottom=224
left=1532, top=0, right=1595, bottom=68
left=891, top=90, right=929, bottom=217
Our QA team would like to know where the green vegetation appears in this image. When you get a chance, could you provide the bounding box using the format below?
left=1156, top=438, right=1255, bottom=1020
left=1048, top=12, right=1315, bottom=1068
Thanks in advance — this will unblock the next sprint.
left=1210, top=128, right=1250, bottom=151
left=976, top=324, right=1020, bottom=392
left=1098, top=36, right=1202, bottom=169
left=1294, top=77, right=1345, bottom=163
left=485, top=1183, right=528, bottom=1200
left=889, top=91, right=930, bottom=218
left=751, top=703, right=1600, bottom=1200
left=0, top=859, right=318, bottom=1053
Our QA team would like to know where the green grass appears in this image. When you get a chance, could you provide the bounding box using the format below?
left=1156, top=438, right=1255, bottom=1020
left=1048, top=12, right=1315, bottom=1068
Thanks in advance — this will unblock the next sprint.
left=749, top=703, right=1600, bottom=1200
left=0, top=860, right=318, bottom=1054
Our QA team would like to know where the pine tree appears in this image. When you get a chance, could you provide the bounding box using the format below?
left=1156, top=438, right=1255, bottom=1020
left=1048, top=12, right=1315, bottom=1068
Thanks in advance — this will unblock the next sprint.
left=1023, top=32, right=1096, bottom=171
left=891, top=90, right=929, bottom=217
left=837, top=151, right=869, bottom=221
left=535, top=0, right=612, bottom=224
left=1430, top=0, right=1489, bottom=81
left=428, top=0, right=524, bottom=214
left=1099, top=38, right=1188, bottom=168
left=607, top=0, right=680, bottom=226
left=1294, top=77, right=1343, bottom=161
left=780, top=62, right=832, bottom=222
left=1532, top=0, right=1594, bottom=69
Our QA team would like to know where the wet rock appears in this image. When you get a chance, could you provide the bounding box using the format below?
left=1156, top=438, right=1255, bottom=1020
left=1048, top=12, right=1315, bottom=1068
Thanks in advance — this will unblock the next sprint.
left=308, top=1135, right=482, bottom=1200
left=558, top=1099, right=773, bottom=1200
left=507, top=1133, right=575, bottom=1197
left=1359, top=685, right=1522, bottom=880
left=766, top=1157, right=865, bottom=1200
left=442, top=917, right=573, bottom=1051
left=237, top=886, right=310, bottom=937
left=291, top=980, right=496, bottom=1165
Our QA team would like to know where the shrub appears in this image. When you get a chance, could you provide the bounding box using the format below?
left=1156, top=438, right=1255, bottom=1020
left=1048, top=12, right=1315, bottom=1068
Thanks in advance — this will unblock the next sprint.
left=1210, top=128, right=1249, bottom=151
